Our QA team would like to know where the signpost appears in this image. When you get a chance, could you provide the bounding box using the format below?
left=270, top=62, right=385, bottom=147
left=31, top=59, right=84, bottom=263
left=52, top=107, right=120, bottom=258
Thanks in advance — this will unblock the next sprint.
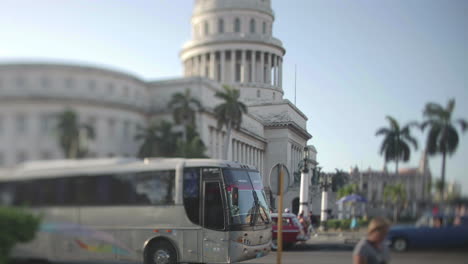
left=269, top=164, right=290, bottom=264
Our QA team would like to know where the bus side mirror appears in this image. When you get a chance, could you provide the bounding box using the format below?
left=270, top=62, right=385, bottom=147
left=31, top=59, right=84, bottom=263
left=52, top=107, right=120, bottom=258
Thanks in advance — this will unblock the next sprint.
left=233, top=187, right=239, bottom=207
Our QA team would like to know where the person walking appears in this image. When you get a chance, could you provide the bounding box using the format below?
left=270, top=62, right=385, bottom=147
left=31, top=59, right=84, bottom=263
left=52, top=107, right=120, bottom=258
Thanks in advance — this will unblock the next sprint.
left=353, top=217, right=391, bottom=264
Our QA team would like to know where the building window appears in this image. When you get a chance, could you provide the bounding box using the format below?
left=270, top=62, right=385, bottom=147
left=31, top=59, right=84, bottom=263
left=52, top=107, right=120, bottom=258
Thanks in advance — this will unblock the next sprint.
left=204, top=21, right=209, bottom=35
left=15, top=114, right=27, bottom=134
left=0, top=115, right=3, bottom=135
left=65, top=78, right=74, bottom=88
left=88, top=80, right=96, bottom=90
left=250, top=19, right=256, bottom=33
left=273, top=92, right=276, bottom=100
left=0, top=152, right=4, bottom=166
left=123, top=120, right=130, bottom=138
left=218, top=19, right=224, bottom=33
left=257, top=90, right=261, bottom=98
left=234, top=18, right=241, bottom=33
left=263, top=22, right=266, bottom=34
left=16, top=77, right=25, bottom=88
left=87, top=116, right=97, bottom=139
left=108, top=118, right=115, bottom=137
left=41, top=77, right=50, bottom=88
left=40, top=114, right=55, bottom=136
left=108, top=83, right=114, bottom=94
left=0, top=78, right=3, bottom=89
left=123, top=86, right=129, bottom=97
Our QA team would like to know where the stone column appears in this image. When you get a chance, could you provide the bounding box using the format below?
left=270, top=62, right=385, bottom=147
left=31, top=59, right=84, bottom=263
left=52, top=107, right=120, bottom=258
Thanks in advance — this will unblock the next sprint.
left=275, top=55, right=280, bottom=87
left=266, top=52, right=271, bottom=85
left=195, top=55, right=200, bottom=76
left=220, top=50, right=226, bottom=82
left=201, top=53, right=207, bottom=77
left=210, top=52, right=216, bottom=80
left=241, top=50, right=247, bottom=83
left=260, top=52, right=265, bottom=84
left=231, top=50, right=236, bottom=83
left=279, top=57, right=283, bottom=90
left=251, top=51, right=257, bottom=83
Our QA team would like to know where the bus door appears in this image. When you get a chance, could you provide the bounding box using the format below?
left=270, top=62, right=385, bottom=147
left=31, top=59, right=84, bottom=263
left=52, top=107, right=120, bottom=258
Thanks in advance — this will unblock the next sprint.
left=201, top=179, right=228, bottom=263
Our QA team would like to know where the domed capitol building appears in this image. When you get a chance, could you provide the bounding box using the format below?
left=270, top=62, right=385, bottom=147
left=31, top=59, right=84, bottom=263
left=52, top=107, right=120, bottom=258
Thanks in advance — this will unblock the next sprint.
left=0, top=0, right=315, bottom=210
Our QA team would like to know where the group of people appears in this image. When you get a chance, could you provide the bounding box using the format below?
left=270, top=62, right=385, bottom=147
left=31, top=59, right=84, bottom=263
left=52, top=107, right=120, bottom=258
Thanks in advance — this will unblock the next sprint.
left=284, top=208, right=317, bottom=238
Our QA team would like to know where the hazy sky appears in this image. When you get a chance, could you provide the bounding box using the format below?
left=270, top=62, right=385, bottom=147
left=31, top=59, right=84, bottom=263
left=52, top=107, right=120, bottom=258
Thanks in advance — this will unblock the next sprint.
left=1, top=0, right=467, bottom=194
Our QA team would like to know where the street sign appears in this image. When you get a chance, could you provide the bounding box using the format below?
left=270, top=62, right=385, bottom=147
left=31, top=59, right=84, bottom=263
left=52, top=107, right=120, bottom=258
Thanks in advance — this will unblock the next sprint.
left=269, top=164, right=290, bottom=195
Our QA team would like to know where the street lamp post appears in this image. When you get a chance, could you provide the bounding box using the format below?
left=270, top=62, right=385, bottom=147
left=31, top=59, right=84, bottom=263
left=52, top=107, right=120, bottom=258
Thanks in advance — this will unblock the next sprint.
left=319, top=173, right=333, bottom=230
left=299, top=147, right=310, bottom=216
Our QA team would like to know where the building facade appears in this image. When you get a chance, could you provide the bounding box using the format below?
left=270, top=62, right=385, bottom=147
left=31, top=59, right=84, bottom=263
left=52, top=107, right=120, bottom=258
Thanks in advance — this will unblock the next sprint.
left=0, top=0, right=314, bottom=211
left=310, top=152, right=432, bottom=219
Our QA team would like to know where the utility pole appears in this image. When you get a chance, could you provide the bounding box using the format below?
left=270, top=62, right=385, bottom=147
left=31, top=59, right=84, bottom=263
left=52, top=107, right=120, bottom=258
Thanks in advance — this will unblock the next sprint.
left=299, top=146, right=310, bottom=216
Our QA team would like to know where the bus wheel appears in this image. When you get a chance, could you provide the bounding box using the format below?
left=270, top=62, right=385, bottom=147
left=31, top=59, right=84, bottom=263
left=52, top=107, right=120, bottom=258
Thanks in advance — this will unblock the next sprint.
left=145, top=240, right=178, bottom=264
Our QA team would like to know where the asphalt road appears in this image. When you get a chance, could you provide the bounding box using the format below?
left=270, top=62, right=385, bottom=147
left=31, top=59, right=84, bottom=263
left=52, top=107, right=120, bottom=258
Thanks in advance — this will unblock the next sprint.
left=243, top=243, right=468, bottom=264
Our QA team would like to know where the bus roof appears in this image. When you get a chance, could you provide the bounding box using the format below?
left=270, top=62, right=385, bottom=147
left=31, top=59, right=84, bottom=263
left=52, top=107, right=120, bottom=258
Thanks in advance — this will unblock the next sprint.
left=0, top=158, right=258, bottom=181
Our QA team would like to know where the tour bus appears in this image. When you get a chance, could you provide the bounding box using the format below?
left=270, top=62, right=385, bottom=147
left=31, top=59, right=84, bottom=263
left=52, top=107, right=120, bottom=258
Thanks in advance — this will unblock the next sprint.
left=0, top=158, right=272, bottom=264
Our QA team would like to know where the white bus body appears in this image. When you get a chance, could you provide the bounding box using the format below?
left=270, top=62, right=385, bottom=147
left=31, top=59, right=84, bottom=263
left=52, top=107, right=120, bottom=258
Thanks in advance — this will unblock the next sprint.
left=0, top=158, right=272, bottom=264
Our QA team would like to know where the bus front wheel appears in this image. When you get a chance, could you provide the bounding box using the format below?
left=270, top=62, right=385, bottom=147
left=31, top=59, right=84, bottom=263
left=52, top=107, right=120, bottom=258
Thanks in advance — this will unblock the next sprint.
left=145, top=239, right=178, bottom=264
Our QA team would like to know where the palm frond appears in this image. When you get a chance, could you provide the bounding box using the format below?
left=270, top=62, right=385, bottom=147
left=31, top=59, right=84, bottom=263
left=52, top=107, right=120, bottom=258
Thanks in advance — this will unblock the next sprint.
left=446, top=98, right=455, bottom=115
left=376, top=128, right=390, bottom=136
left=385, top=116, right=400, bottom=130
left=458, top=119, right=468, bottom=132
left=423, top=102, right=445, bottom=118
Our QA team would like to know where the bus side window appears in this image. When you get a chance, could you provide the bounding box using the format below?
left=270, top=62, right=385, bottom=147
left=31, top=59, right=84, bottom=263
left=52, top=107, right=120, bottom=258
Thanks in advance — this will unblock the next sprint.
left=204, top=181, right=225, bottom=230
left=183, top=168, right=200, bottom=225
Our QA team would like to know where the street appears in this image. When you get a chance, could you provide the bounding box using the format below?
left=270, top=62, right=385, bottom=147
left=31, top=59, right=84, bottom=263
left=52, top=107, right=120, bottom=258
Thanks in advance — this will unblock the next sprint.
left=243, top=243, right=468, bottom=264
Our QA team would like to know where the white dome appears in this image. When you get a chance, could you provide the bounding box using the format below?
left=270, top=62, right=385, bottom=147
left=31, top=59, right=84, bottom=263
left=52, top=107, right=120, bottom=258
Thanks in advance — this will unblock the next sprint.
left=194, top=0, right=274, bottom=17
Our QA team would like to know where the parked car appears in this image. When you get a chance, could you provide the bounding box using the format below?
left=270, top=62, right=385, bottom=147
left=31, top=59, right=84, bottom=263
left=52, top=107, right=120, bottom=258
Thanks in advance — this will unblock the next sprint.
left=387, top=213, right=468, bottom=252
left=270, top=213, right=307, bottom=250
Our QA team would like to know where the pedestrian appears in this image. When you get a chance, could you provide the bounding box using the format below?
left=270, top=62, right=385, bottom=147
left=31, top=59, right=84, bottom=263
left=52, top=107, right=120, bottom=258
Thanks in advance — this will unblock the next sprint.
left=353, top=216, right=391, bottom=264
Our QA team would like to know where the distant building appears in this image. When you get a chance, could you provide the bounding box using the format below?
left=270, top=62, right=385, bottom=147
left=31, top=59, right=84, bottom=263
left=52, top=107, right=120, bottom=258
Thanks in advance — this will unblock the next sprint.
left=0, top=0, right=314, bottom=210
left=311, top=152, right=432, bottom=218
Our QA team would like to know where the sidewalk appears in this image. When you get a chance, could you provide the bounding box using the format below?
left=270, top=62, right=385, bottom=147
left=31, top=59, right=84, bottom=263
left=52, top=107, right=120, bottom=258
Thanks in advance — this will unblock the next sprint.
left=307, top=229, right=366, bottom=245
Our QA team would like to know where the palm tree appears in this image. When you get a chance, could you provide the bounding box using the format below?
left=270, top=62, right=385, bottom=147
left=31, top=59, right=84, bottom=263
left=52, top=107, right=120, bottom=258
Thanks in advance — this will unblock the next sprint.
left=175, top=125, right=207, bottom=158
left=56, top=109, right=94, bottom=159
left=214, top=85, right=247, bottom=160
left=134, top=120, right=179, bottom=158
left=421, top=99, right=467, bottom=198
left=168, top=89, right=202, bottom=140
left=383, top=183, right=407, bottom=222
left=375, top=116, right=418, bottom=175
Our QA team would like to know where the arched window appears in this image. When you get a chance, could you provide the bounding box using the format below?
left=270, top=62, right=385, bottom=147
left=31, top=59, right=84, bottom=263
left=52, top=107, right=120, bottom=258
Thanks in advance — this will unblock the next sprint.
left=262, top=22, right=266, bottom=34
left=204, top=21, right=209, bottom=35
left=218, top=18, right=224, bottom=33
left=273, top=92, right=276, bottom=100
left=250, top=19, right=256, bottom=33
left=234, top=18, right=241, bottom=33
left=257, top=90, right=261, bottom=98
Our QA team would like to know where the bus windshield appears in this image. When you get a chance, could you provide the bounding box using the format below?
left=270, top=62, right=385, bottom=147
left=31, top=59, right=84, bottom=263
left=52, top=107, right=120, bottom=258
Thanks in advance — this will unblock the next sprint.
left=223, top=169, right=270, bottom=226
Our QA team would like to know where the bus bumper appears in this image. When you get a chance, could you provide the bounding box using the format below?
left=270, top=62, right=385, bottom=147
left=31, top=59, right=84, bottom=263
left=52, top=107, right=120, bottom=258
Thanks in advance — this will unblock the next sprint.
left=228, top=241, right=271, bottom=263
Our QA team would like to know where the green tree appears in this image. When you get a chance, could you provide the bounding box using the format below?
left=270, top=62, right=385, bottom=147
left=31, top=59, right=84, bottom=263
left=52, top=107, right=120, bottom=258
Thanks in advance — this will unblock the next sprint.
left=337, top=183, right=359, bottom=199
left=168, top=89, right=202, bottom=140
left=0, top=207, right=40, bottom=264
left=376, top=116, right=418, bottom=175
left=175, top=125, right=207, bottom=158
left=56, top=109, right=95, bottom=159
left=134, top=120, right=179, bottom=158
left=214, top=85, right=248, bottom=160
left=332, top=169, right=349, bottom=192
left=383, top=183, right=407, bottom=222
left=421, top=99, right=467, bottom=199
